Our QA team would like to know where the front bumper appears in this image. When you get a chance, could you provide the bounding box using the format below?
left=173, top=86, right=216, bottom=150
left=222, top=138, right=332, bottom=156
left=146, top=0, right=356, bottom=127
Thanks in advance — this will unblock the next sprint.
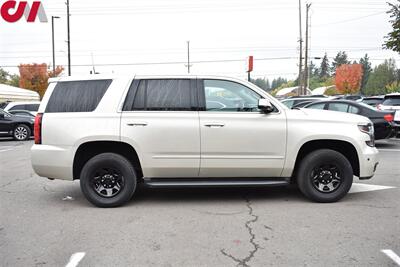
left=359, top=145, right=379, bottom=179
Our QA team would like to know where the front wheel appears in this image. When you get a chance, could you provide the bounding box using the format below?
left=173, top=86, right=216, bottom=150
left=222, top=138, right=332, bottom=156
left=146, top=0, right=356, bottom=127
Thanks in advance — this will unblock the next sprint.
left=80, top=153, right=137, bottom=208
left=13, top=124, right=31, bottom=141
left=297, top=149, right=353, bottom=203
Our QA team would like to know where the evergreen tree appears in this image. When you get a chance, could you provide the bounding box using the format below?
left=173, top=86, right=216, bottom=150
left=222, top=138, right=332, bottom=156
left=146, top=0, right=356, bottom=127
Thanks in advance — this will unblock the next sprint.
left=383, top=0, right=400, bottom=53
left=332, top=51, right=350, bottom=73
left=359, top=54, right=372, bottom=94
left=319, top=53, right=330, bottom=78
left=365, top=59, right=397, bottom=95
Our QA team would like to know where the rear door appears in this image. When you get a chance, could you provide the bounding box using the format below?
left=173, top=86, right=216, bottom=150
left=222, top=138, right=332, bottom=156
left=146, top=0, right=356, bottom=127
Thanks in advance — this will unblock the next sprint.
left=198, top=79, right=287, bottom=177
left=120, top=78, right=200, bottom=178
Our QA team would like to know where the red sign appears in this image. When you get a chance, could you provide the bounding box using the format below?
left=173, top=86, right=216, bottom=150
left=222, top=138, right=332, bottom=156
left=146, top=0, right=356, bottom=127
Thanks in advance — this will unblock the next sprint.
left=247, top=56, right=253, bottom=72
left=1, top=1, right=47, bottom=22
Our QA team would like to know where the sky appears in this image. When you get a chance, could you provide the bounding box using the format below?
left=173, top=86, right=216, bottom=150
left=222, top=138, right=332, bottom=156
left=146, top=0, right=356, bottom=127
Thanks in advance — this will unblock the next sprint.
left=0, top=0, right=399, bottom=81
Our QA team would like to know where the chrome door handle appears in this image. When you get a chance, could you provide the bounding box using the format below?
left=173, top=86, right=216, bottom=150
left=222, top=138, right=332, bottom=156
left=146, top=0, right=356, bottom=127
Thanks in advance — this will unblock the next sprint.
left=127, top=122, right=148, bottom=126
left=204, top=122, right=225, bottom=127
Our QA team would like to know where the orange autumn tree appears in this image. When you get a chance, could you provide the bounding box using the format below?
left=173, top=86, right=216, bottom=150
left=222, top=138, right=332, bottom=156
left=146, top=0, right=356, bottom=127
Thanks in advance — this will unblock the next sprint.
left=335, top=64, right=363, bottom=94
left=19, top=63, right=64, bottom=99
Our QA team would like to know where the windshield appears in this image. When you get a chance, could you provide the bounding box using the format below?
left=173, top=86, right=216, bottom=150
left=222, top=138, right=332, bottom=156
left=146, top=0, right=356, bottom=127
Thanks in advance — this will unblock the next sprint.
left=383, top=97, right=400, bottom=106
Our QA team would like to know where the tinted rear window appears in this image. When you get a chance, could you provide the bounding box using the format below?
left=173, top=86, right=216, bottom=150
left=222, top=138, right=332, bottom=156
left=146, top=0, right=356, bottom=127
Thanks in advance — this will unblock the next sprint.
left=383, top=96, right=400, bottom=106
left=123, top=79, right=194, bottom=111
left=26, top=104, right=39, bottom=111
left=45, top=80, right=112, bottom=113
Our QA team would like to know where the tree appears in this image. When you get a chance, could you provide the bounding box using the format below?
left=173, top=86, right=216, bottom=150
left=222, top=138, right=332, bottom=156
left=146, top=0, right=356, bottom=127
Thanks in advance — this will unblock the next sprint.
left=250, top=78, right=270, bottom=91
left=19, top=64, right=63, bottom=98
left=359, top=54, right=372, bottom=94
left=0, top=67, right=20, bottom=87
left=335, top=64, right=363, bottom=94
left=319, top=53, right=330, bottom=78
left=331, top=51, right=350, bottom=73
left=385, top=81, right=400, bottom=93
left=0, top=68, right=9, bottom=84
left=365, top=59, right=397, bottom=95
left=383, top=1, right=400, bottom=53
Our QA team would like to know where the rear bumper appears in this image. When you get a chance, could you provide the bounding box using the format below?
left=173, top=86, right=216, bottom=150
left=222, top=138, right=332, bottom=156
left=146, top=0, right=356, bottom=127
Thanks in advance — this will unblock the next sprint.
left=31, top=144, right=74, bottom=181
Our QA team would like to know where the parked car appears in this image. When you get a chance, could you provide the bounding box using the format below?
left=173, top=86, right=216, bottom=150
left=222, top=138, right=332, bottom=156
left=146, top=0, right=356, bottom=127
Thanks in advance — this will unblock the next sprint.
left=2, top=101, right=40, bottom=116
left=0, top=108, right=34, bottom=141
left=361, top=96, right=384, bottom=108
left=378, top=93, right=400, bottom=136
left=8, top=110, right=36, bottom=118
left=281, top=97, right=326, bottom=108
left=303, top=100, right=396, bottom=139
left=31, top=75, right=378, bottom=207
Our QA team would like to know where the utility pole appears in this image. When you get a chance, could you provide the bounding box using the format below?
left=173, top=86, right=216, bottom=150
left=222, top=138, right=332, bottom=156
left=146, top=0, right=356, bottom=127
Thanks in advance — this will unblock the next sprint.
left=298, top=0, right=303, bottom=96
left=303, top=3, right=312, bottom=94
left=186, top=41, right=191, bottom=74
left=51, top=16, right=60, bottom=77
left=66, top=0, right=71, bottom=76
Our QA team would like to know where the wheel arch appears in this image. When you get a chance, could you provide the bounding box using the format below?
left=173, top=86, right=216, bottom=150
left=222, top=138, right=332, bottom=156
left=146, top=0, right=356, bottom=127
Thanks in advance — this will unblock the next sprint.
left=292, top=139, right=360, bottom=182
left=73, top=141, right=143, bottom=180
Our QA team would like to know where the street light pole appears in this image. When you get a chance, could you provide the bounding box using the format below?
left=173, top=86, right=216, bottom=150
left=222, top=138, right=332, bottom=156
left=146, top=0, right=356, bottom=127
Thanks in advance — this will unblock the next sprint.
left=66, top=0, right=71, bottom=76
left=51, top=16, right=60, bottom=77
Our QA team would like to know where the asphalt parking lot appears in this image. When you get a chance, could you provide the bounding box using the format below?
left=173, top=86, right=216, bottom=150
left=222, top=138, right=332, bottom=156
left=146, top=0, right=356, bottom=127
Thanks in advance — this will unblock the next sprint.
left=0, top=138, right=399, bottom=267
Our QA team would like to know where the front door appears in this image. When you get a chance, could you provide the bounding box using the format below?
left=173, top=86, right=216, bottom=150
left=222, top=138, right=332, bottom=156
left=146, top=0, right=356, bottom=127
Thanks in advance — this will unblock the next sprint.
left=199, top=79, right=287, bottom=177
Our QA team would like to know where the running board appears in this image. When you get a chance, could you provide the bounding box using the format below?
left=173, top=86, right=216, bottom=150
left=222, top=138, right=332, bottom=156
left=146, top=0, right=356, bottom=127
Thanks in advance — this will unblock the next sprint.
left=143, top=178, right=289, bottom=188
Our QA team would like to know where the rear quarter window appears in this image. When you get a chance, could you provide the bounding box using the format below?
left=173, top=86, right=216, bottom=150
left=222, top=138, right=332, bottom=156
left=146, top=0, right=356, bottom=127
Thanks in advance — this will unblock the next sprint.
left=45, top=80, right=112, bottom=113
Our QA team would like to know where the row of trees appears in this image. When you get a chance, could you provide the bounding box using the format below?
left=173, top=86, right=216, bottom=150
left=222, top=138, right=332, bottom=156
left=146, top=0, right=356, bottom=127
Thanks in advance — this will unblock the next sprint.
left=250, top=51, right=400, bottom=96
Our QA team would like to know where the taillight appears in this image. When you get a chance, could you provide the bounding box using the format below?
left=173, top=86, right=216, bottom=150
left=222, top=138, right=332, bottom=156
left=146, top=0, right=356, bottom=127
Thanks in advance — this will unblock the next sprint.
left=384, top=114, right=394, bottom=122
left=34, top=113, right=43, bottom=144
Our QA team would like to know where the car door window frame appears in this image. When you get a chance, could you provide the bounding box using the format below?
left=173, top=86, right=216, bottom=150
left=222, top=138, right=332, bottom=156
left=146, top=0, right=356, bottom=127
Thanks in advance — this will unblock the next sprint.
left=122, top=79, right=198, bottom=112
left=198, top=79, right=279, bottom=113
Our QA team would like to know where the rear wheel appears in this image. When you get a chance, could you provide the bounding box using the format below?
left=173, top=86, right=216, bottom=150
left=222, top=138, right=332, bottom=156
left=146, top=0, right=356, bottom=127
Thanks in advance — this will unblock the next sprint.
left=13, top=124, right=30, bottom=141
left=297, top=149, right=353, bottom=203
left=80, top=153, right=137, bottom=207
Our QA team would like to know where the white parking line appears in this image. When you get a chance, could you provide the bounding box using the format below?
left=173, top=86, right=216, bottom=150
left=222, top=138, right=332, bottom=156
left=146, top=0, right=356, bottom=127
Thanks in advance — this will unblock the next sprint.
left=65, top=252, right=86, bottom=267
left=349, top=183, right=396, bottom=194
left=0, top=148, right=13, bottom=153
left=381, top=249, right=400, bottom=266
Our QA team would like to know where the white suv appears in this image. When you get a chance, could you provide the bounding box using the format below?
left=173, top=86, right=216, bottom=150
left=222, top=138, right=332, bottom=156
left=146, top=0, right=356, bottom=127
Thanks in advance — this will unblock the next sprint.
left=31, top=75, right=379, bottom=207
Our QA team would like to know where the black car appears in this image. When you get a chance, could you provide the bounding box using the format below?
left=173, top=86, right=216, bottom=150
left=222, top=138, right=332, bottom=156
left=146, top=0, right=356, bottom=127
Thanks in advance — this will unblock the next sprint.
left=303, top=100, right=396, bottom=140
left=0, top=109, right=34, bottom=141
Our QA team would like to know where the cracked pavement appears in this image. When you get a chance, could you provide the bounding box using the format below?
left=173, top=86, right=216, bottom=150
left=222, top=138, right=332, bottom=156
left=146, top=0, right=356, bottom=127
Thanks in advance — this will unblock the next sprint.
left=1, top=139, right=400, bottom=266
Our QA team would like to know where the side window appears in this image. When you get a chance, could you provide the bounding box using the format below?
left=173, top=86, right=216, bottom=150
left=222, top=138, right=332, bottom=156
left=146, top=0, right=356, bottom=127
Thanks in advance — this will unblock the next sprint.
left=123, top=79, right=194, bottom=111
left=26, top=104, right=39, bottom=111
left=45, top=80, right=112, bottom=113
left=203, top=80, right=261, bottom=112
left=307, top=103, right=326, bottom=110
left=348, top=105, right=360, bottom=114
left=328, top=103, right=349, bottom=112
left=9, top=104, right=25, bottom=111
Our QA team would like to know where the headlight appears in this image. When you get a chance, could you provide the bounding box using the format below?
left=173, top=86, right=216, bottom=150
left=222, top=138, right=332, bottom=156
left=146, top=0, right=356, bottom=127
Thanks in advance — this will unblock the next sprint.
left=358, top=123, right=374, bottom=147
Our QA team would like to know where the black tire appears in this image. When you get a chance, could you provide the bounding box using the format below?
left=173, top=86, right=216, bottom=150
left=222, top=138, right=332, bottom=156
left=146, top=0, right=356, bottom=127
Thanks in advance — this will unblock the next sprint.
left=297, top=149, right=353, bottom=203
left=13, top=124, right=31, bottom=141
left=80, top=153, right=137, bottom=208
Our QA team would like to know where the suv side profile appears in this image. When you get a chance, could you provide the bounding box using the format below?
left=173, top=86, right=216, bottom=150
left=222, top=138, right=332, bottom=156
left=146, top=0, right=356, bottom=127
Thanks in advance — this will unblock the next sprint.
left=32, top=75, right=379, bottom=207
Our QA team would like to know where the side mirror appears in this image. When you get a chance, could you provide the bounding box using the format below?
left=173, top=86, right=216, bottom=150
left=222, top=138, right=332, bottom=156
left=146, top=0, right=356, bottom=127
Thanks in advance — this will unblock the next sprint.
left=258, top=99, right=274, bottom=113
left=0, top=113, right=4, bottom=119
